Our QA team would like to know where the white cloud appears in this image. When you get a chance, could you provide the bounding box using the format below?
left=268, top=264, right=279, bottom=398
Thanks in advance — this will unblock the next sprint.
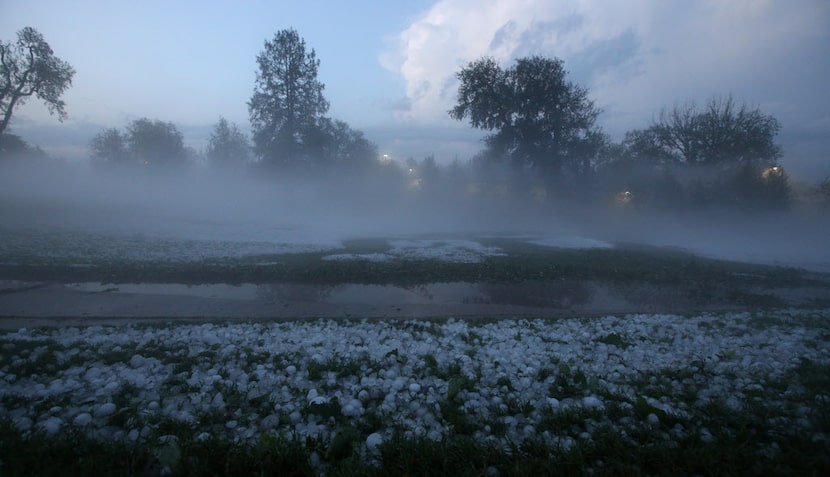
left=382, top=0, right=830, bottom=142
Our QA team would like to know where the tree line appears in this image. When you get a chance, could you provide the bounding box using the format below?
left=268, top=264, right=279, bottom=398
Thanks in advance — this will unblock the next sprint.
left=2, top=26, right=827, bottom=211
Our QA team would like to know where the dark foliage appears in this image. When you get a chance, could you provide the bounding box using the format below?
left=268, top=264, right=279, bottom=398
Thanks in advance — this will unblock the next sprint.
left=450, top=56, right=604, bottom=181
left=90, top=118, right=188, bottom=170
left=0, top=27, right=75, bottom=136
left=206, top=117, right=250, bottom=169
left=625, top=96, right=781, bottom=166
left=249, top=28, right=329, bottom=167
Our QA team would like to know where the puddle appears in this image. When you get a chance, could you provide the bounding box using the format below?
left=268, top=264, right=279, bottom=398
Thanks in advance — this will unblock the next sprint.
left=63, top=282, right=260, bottom=300
left=60, top=281, right=629, bottom=309
left=6, top=279, right=823, bottom=323
left=259, top=282, right=487, bottom=305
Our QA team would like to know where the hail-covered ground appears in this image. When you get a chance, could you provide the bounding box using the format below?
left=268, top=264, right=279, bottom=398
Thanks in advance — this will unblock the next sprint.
left=1, top=309, right=827, bottom=465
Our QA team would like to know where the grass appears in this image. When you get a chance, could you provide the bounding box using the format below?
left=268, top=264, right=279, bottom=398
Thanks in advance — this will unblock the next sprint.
left=2, top=236, right=823, bottom=315
left=2, top=412, right=828, bottom=476
left=0, top=236, right=818, bottom=290
left=1, top=308, right=828, bottom=475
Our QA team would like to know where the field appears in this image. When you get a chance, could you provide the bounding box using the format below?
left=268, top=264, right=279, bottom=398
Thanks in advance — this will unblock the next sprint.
left=1, top=224, right=830, bottom=475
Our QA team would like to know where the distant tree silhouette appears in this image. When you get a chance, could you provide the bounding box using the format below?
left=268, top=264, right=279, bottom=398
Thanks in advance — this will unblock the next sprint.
left=126, top=118, right=187, bottom=169
left=308, top=118, right=378, bottom=171
left=0, top=132, right=48, bottom=161
left=618, top=128, right=676, bottom=164
left=89, top=127, right=129, bottom=166
left=450, top=56, right=603, bottom=181
left=90, top=118, right=187, bottom=170
left=206, top=117, right=250, bottom=168
left=0, top=27, right=75, bottom=136
left=248, top=29, right=329, bottom=168
left=627, top=96, right=781, bottom=166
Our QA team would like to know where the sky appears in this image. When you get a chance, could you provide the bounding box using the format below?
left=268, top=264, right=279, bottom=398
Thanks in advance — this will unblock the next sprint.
left=2, top=0, right=829, bottom=179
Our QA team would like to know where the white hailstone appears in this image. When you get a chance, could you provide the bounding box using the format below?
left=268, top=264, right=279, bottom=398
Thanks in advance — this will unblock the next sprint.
left=646, top=413, right=660, bottom=427
left=427, top=428, right=443, bottom=441
left=225, top=420, right=238, bottom=429
left=95, top=402, right=117, bottom=417
left=37, top=416, right=63, bottom=434
left=212, top=392, right=226, bottom=409
left=486, top=465, right=500, bottom=477
left=129, top=354, right=145, bottom=368
left=260, top=414, right=280, bottom=429
left=392, top=377, right=407, bottom=391
left=343, top=398, right=364, bottom=417
left=366, top=432, right=383, bottom=451
left=724, top=396, right=740, bottom=410
left=285, top=365, right=297, bottom=375
left=311, top=353, right=324, bottom=363
left=546, top=397, right=560, bottom=409
left=582, top=396, right=603, bottom=410
left=128, top=429, right=140, bottom=442
left=310, top=396, right=329, bottom=405
left=73, top=413, right=93, bottom=427
left=13, top=416, right=32, bottom=432
left=409, top=383, right=422, bottom=393
left=307, top=388, right=318, bottom=402
left=196, top=432, right=211, bottom=442
left=289, top=411, right=302, bottom=424
left=308, top=451, right=323, bottom=471
left=147, top=401, right=160, bottom=411
left=158, top=434, right=178, bottom=444
left=385, top=368, right=398, bottom=379
left=357, top=389, right=370, bottom=402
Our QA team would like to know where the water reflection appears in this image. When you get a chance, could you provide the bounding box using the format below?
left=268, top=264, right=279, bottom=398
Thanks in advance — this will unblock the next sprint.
left=121, top=281, right=596, bottom=309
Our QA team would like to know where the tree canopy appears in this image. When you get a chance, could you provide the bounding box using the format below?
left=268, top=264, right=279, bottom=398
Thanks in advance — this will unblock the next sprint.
left=89, top=127, right=129, bottom=166
left=450, top=56, right=603, bottom=178
left=90, top=118, right=187, bottom=170
left=309, top=118, right=378, bottom=171
left=0, top=27, right=75, bottom=136
left=248, top=29, right=329, bottom=167
left=127, top=118, right=187, bottom=168
left=624, top=96, right=782, bottom=166
left=206, top=117, right=250, bottom=168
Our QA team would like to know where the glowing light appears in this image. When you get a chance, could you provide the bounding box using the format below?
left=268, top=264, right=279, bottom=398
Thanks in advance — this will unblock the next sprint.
left=761, top=165, right=783, bottom=179
left=616, top=190, right=633, bottom=205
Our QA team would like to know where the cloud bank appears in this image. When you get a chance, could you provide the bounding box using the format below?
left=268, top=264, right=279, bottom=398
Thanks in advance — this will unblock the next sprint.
left=381, top=0, right=830, bottom=147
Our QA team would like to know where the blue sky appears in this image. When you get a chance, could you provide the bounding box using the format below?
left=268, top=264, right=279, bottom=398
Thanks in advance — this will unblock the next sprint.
left=2, top=0, right=829, bottom=179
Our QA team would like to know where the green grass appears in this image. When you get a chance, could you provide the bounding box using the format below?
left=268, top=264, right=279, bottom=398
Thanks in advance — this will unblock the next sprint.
left=0, top=237, right=817, bottom=289
left=2, top=415, right=828, bottom=476
left=1, top=308, right=828, bottom=475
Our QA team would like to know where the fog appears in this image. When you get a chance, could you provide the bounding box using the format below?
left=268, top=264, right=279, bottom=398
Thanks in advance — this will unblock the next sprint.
left=1, top=158, right=828, bottom=273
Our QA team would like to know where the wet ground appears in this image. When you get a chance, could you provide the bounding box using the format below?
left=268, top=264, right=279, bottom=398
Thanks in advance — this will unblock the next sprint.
left=2, top=278, right=829, bottom=330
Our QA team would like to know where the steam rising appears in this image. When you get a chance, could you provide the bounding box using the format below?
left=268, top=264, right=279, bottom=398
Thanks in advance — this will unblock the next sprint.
left=1, top=158, right=828, bottom=272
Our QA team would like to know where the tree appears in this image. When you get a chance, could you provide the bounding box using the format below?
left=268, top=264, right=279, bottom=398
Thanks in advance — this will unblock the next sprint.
left=126, top=118, right=187, bottom=169
left=637, top=96, right=781, bottom=166
left=248, top=29, right=329, bottom=167
left=619, top=128, right=675, bottom=164
left=0, top=132, right=48, bottom=161
left=450, top=56, right=603, bottom=178
left=0, top=27, right=75, bottom=136
left=310, top=117, right=377, bottom=171
left=206, top=117, right=250, bottom=168
left=89, top=127, right=129, bottom=166
left=89, top=118, right=187, bottom=170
